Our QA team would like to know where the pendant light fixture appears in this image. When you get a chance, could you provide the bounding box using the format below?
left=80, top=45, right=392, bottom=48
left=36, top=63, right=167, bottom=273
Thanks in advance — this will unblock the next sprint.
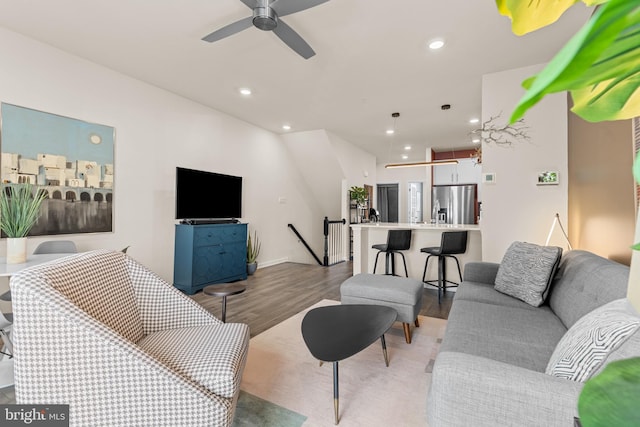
left=386, top=112, right=400, bottom=135
left=384, top=159, right=459, bottom=169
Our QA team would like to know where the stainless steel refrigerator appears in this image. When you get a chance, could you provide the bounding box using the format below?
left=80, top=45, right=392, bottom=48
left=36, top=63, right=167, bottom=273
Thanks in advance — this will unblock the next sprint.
left=432, top=184, right=477, bottom=225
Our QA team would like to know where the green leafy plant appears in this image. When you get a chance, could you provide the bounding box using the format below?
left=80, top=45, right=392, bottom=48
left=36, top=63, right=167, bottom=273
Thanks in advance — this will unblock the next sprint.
left=247, top=230, right=261, bottom=264
left=577, top=357, right=640, bottom=426
left=498, top=0, right=640, bottom=124
left=349, top=186, right=367, bottom=206
left=0, top=183, right=47, bottom=238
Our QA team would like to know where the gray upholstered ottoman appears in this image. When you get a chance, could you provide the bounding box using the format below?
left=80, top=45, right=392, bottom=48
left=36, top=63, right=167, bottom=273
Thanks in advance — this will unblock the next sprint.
left=340, top=273, right=424, bottom=343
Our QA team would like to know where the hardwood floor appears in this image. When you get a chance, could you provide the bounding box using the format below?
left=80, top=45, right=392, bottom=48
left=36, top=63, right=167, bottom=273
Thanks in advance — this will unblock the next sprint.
left=191, top=261, right=454, bottom=337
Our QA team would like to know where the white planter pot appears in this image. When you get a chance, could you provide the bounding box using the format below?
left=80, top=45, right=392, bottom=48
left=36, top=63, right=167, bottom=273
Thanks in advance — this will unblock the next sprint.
left=6, top=237, right=27, bottom=264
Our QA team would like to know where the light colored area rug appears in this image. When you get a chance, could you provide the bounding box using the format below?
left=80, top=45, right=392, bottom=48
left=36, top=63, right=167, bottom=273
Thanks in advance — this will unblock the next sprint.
left=239, top=299, right=447, bottom=426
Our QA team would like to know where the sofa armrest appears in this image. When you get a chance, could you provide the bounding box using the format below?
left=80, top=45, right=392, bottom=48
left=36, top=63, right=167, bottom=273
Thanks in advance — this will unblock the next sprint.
left=427, top=351, right=583, bottom=427
left=463, top=262, right=501, bottom=284
left=125, top=256, right=223, bottom=334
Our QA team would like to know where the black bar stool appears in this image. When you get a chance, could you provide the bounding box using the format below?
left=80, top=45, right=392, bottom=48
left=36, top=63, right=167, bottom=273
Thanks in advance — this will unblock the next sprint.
left=372, top=229, right=412, bottom=277
left=421, top=231, right=468, bottom=302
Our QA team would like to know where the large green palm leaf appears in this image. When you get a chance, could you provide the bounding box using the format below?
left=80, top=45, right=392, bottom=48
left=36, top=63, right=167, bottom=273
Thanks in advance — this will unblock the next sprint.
left=497, top=0, right=607, bottom=35
left=507, top=0, right=640, bottom=123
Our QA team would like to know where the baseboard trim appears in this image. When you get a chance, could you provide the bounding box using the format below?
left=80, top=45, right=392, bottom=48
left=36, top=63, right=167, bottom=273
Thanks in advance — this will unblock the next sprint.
left=258, top=258, right=289, bottom=269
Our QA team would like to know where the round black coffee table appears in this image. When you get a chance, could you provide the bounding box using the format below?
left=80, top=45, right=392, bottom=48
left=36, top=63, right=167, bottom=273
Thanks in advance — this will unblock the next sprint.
left=301, top=304, right=397, bottom=424
left=203, top=283, right=246, bottom=322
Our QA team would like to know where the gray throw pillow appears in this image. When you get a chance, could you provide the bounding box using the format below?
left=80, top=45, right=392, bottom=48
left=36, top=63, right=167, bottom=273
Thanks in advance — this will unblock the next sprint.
left=546, top=298, right=640, bottom=382
left=494, top=241, right=562, bottom=307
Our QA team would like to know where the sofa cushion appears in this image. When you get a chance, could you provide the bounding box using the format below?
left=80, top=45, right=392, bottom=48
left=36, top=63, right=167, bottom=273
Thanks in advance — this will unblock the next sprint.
left=340, top=273, right=423, bottom=323
left=341, top=273, right=423, bottom=305
left=455, top=281, right=541, bottom=311
left=138, top=323, right=250, bottom=398
left=441, top=300, right=567, bottom=372
left=546, top=299, right=640, bottom=382
left=494, top=242, right=562, bottom=307
left=549, top=250, right=630, bottom=329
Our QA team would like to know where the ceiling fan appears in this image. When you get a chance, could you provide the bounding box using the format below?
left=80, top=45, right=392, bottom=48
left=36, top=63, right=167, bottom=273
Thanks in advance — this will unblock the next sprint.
left=202, top=0, right=330, bottom=59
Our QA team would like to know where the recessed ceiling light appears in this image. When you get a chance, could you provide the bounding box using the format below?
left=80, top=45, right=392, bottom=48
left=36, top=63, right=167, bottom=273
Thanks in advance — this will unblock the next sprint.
left=282, top=124, right=291, bottom=131
left=404, top=145, right=411, bottom=150
left=402, top=155, right=409, bottom=160
left=472, top=137, right=480, bottom=144
left=386, top=129, right=395, bottom=135
left=469, top=118, right=480, bottom=124
left=239, top=88, right=252, bottom=96
left=428, top=39, right=445, bottom=50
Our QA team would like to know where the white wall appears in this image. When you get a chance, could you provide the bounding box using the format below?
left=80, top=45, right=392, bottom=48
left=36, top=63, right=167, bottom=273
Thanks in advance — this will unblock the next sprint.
left=327, top=131, right=377, bottom=191
left=0, top=27, right=323, bottom=281
left=281, top=129, right=376, bottom=263
left=481, top=64, right=569, bottom=262
left=280, top=130, right=342, bottom=264
left=327, top=131, right=377, bottom=261
left=628, top=212, right=640, bottom=310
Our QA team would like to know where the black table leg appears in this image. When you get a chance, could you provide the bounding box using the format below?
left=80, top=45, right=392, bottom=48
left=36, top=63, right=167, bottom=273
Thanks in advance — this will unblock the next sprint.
left=221, top=295, right=227, bottom=322
left=333, top=361, right=339, bottom=425
left=380, top=334, right=389, bottom=367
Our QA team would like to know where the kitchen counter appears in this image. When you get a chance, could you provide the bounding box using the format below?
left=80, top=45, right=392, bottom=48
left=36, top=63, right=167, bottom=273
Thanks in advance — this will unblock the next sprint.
left=351, top=223, right=480, bottom=231
left=351, top=223, right=482, bottom=281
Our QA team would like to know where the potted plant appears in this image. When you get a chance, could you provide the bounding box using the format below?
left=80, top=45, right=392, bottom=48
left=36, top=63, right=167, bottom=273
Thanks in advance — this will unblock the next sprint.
left=350, top=186, right=368, bottom=223
left=246, top=230, right=261, bottom=275
left=349, top=186, right=367, bottom=207
left=0, top=183, right=47, bottom=264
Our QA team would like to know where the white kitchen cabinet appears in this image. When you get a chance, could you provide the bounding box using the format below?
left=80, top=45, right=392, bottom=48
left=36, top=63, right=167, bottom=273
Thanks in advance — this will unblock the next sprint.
left=433, top=158, right=480, bottom=185
left=456, top=158, right=481, bottom=184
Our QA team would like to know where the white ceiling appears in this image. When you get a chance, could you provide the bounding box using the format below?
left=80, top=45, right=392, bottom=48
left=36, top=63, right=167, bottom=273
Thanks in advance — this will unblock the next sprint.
left=0, top=0, right=592, bottom=163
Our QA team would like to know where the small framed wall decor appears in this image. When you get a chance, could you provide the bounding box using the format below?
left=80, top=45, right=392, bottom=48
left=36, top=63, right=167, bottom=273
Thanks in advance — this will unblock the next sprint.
left=537, top=171, right=559, bottom=185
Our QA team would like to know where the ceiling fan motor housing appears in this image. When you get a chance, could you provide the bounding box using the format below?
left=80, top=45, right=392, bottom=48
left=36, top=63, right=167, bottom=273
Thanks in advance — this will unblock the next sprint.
left=253, top=7, right=278, bottom=31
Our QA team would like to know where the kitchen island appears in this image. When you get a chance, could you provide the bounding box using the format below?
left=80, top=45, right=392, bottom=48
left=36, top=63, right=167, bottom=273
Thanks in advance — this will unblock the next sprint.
left=351, top=223, right=482, bottom=282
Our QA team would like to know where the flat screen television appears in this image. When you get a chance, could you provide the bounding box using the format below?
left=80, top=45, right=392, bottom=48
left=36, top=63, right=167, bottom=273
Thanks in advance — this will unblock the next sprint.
left=176, top=167, right=242, bottom=220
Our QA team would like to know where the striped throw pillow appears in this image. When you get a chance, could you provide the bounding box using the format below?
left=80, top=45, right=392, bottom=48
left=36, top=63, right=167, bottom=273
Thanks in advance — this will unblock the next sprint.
left=494, top=241, right=562, bottom=307
left=546, top=299, right=640, bottom=382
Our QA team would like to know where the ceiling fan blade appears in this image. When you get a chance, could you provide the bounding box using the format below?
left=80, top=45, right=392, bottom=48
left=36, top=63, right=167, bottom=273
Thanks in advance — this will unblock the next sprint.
left=239, top=0, right=258, bottom=8
left=202, top=16, right=253, bottom=43
left=270, top=0, right=330, bottom=17
left=272, top=20, right=315, bottom=59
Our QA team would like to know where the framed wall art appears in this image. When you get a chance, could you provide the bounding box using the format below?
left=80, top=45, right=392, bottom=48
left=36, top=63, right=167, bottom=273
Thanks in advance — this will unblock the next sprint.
left=537, top=171, right=559, bottom=185
left=0, top=103, right=115, bottom=236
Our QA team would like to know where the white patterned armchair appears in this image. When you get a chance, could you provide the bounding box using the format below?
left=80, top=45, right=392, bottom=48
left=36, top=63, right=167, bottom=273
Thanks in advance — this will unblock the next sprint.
left=10, top=249, right=250, bottom=427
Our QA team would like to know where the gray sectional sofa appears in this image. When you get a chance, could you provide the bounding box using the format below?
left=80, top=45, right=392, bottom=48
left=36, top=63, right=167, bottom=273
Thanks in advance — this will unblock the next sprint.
left=427, top=249, right=640, bottom=426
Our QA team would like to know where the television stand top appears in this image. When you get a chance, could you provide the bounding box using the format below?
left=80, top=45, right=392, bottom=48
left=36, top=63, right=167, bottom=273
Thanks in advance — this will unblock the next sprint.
left=180, top=219, right=240, bottom=225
